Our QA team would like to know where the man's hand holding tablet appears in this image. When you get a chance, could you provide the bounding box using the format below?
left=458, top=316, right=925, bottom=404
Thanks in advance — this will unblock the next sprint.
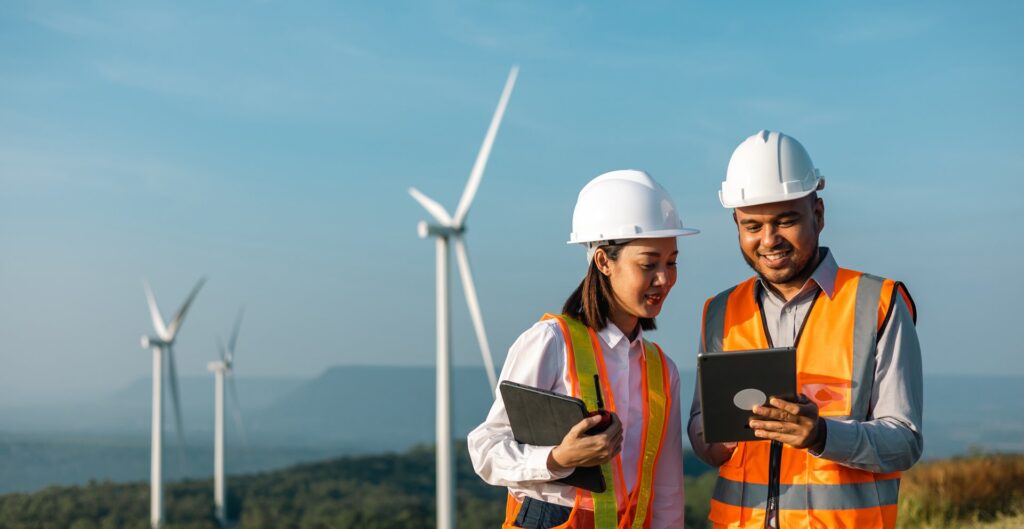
left=749, top=395, right=827, bottom=452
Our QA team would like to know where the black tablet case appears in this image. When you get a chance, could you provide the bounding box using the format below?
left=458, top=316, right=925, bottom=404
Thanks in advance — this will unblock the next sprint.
left=698, top=348, right=798, bottom=443
left=498, top=381, right=606, bottom=493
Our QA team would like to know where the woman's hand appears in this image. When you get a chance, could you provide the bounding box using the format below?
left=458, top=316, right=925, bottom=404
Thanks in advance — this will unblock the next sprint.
left=547, top=413, right=623, bottom=472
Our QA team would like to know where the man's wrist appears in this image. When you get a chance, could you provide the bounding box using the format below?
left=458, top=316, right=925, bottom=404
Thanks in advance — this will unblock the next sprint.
left=810, top=417, right=828, bottom=453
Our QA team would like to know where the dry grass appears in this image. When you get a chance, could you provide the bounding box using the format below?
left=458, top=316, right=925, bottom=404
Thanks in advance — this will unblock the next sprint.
left=898, top=453, right=1024, bottom=528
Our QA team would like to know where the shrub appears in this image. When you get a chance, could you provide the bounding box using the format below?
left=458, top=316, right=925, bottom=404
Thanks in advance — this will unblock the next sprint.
left=898, top=453, right=1024, bottom=528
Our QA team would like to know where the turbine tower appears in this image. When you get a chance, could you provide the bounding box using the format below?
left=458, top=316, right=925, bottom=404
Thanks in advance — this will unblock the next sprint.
left=409, top=65, right=518, bottom=529
left=208, top=308, right=246, bottom=528
left=140, top=278, right=205, bottom=529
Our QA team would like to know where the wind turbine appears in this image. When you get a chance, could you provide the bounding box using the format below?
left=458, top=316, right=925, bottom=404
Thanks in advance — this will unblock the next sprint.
left=208, top=308, right=247, bottom=528
left=140, top=278, right=205, bottom=529
left=409, top=65, right=517, bottom=529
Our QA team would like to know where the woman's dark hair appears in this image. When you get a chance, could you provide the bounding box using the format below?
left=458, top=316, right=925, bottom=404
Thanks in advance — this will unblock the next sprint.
left=561, top=242, right=656, bottom=332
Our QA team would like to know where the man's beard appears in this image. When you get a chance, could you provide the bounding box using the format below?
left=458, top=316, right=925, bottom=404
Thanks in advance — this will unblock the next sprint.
left=741, top=242, right=821, bottom=286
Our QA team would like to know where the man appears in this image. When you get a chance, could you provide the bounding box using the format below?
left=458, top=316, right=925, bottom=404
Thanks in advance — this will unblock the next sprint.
left=688, top=130, right=923, bottom=528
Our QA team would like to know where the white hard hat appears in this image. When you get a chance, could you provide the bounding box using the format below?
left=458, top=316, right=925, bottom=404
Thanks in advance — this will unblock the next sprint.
left=719, top=130, right=823, bottom=208
left=568, top=169, right=699, bottom=248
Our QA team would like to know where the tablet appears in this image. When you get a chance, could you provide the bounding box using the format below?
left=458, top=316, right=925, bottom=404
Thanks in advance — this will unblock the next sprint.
left=499, top=381, right=606, bottom=493
left=698, top=348, right=797, bottom=443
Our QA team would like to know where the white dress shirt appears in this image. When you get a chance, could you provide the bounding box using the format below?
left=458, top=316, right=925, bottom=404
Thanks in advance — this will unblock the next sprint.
left=467, top=318, right=686, bottom=529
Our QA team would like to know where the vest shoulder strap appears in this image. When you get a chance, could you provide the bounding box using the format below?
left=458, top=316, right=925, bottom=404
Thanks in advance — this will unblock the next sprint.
left=540, top=313, right=618, bottom=529
left=701, top=278, right=760, bottom=354
left=847, top=272, right=917, bottom=335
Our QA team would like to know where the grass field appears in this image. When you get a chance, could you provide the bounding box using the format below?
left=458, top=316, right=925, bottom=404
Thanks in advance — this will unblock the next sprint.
left=898, top=453, right=1024, bottom=528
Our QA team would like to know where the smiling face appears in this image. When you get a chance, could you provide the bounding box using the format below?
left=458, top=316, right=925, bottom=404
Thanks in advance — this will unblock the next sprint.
left=595, top=237, right=679, bottom=326
left=733, top=194, right=825, bottom=299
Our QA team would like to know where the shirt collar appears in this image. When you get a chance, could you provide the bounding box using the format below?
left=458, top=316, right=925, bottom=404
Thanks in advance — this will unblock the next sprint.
left=757, top=247, right=839, bottom=300
left=599, top=321, right=643, bottom=350
left=812, top=248, right=838, bottom=299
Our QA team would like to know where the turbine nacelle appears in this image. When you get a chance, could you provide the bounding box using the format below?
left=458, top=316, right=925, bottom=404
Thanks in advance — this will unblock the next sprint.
left=141, top=336, right=170, bottom=349
left=417, top=221, right=463, bottom=239
left=207, top=360, right=228, bottom=373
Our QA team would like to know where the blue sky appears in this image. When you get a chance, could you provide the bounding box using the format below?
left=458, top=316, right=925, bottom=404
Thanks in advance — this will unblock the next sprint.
left=1, top=1, right=1022, bottom=404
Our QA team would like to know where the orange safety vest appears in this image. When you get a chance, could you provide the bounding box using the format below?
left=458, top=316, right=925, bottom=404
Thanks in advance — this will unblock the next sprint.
left=502, top=314, right=673, bottom=529
left=701, top=270, right=916, bottom=529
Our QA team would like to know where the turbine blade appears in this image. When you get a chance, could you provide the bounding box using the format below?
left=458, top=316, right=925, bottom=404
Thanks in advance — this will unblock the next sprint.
left=166, top=345, right=187, bottom=451
left=452, top=65, right=519, bottom=228
left=408, top=187, right=453, bottom=226
left=167, top=277, right=206, bottom=339
left=227, top=307, right=244, bottom=359
left=454, top=237, right=498, bottom=394
left=227, top=375, right=248, bottom=448
left=143, top=282, right=169, bottom=340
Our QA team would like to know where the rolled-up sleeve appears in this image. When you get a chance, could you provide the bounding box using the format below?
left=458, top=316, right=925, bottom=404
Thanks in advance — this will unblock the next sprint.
left=467, top=321, right=574, bottom=486
left=813, top=297, right=924, bottom=473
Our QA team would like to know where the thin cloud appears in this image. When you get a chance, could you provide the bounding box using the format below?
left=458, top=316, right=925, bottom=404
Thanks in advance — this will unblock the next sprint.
left=26, top=10, right=107, bottom=37
left=25, top=5, right=179, bottom=39
left=733, top=97, right=852, bottom=128
left=832, top=13, right=940, bottom=44
left=288, top=30, right=378, bottom=60
left=0, top=143, right=213, bottom=203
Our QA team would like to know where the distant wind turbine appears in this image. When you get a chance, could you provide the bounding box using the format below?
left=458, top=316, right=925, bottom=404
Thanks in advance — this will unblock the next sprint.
left=409, top=65, right=518, bottom=529
left=208, top=308, right=247, bottom=528
left=140, top=278, right=206, bottom=529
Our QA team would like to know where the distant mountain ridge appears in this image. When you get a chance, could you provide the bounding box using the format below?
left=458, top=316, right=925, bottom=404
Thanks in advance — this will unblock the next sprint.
left=37, top=366, right=1021, bottom=455
left=253, top=365, right=495, bottom=447
left=0, top=366, right=1020, bottom=494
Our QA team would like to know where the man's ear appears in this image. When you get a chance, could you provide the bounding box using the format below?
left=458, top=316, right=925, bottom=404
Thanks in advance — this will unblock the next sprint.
left=814, top=197, right=825, bottom=234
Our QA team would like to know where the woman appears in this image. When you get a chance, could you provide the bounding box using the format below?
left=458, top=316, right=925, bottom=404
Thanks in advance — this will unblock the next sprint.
left=468, top=170, right=698, bottom=529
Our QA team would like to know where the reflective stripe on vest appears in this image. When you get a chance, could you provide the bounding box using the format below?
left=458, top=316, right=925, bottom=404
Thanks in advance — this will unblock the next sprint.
left=700, top=270, right=914, bottom=529
left=554, top=314, right=620, bottom=529
left=500, top=314, right=670, bottom=529
left=712, top=476, right=901, bottom=510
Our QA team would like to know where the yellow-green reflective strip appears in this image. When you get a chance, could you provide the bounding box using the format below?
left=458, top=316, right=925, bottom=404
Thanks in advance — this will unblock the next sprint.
left=560, top=316, right=618, bottom=529
left=563, top=316, right=600, bottom=411
left=629, top=341, right=668, bottom=529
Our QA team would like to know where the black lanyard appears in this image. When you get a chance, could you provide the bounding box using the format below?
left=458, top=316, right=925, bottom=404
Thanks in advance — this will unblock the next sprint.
left=755, top=287, right=821, bottom=529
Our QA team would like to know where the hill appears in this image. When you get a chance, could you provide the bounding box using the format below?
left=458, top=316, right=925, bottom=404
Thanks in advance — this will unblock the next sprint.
left=1, top=445, right=1020, bottom=529
left=0, top=442, right=714, bottom=529
left=252, top=366, right=495, bottom=446
left=0, top=444, right=503, bottom=529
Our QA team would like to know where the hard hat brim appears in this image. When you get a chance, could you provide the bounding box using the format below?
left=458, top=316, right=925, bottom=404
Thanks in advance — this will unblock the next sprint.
left=567, top=226, right=700, bottom=245
left=718, top=184, right=819, bottom=209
